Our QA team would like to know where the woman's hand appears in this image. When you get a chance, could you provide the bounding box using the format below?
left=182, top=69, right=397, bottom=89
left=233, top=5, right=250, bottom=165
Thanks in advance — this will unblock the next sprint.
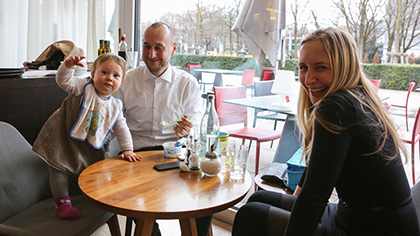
left=174, top=115, right=193, bottom=137
left=121, top=150, right=142, bottom=162
left=64, top=56, right=86, bottom=68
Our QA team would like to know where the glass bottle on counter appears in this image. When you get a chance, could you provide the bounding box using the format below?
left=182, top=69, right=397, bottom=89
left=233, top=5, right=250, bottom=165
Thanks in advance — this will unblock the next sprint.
left=118, top=34, right=127, bottom=60
left=98, top=40, right=105, bottom=56
left=200, top=94, right=220, bottom=158
left=105, top=40, right=111, bottom=53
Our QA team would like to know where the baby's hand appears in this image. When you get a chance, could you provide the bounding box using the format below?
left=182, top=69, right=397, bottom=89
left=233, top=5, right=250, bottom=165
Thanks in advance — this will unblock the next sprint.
left=64, top=56, right=86, bottom=68
left=121, top=150, right=142, bottom=162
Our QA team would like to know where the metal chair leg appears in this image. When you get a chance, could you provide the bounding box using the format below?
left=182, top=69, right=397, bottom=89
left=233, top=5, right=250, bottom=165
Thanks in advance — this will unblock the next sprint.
left=270, top=120, right=278, bottom=148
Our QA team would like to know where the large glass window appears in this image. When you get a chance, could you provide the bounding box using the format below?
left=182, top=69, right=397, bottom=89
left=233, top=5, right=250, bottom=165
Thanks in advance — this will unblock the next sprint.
left=0, top=0, right=115, bottom=68
left=134, top=0, right=245, bottom=57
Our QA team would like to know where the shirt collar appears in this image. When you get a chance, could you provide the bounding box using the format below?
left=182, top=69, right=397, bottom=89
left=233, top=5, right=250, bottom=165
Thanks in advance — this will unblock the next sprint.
left=144, top=65, right=173, bottom=82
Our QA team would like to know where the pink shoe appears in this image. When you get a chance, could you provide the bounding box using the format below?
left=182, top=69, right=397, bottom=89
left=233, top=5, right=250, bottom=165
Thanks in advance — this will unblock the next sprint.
left=54, top=196, right=80, bottom=220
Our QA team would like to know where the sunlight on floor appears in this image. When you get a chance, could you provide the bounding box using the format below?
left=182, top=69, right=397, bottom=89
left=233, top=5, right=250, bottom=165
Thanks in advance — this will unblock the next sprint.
left=91, top=215, right=232, bottom=236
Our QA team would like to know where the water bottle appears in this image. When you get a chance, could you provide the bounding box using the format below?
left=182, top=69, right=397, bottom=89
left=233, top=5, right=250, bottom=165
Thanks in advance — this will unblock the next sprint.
left=200, top=94, right=220, bottom=158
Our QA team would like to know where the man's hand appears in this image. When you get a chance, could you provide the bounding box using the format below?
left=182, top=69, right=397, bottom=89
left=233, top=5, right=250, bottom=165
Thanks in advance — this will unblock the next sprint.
left=174, top=115, right=193, bottom=137
left=64, top=56, right=86, bottom=68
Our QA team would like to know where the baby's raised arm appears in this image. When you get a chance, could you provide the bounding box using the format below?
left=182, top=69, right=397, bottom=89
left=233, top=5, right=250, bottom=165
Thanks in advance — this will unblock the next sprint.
left=56, top=56, right=87, bottom=95
left=64, top=56, right=86, bottom=68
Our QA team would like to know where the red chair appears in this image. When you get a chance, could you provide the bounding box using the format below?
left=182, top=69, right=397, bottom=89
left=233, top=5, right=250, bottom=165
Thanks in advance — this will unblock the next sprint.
left=262, top=71, right=274, bottom=81
left=186, top=62, right=201, bottom=72
left=390, top=82, right=416, bottom=131
left=253, top=80, right=287, bottom=148
left=259, top=67, right=274, bottom=81
left=400, top=106, right=420, bottom=185
left=186, top=62, right=212, bottom=94
left=214, top=86, right=282, bottom=175
left=242, top=69, right=256, bottom=87
left=370, top=79, right=381, bottom=92
left=241, top=69, right=256, bottom=96
left=369, top=79, right=389, bottom=110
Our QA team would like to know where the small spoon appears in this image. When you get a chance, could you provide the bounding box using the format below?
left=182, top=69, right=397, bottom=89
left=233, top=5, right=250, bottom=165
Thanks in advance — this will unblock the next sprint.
left=160, top=117, right=192, bottom=127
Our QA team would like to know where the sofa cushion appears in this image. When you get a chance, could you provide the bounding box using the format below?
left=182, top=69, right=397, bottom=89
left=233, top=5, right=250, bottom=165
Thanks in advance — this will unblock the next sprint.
left=2, top=195, right=112, bottom=236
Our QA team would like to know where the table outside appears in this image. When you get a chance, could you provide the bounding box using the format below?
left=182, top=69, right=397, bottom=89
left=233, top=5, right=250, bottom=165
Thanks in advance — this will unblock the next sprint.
left=194, top=69, right=243, bottom=87
left=78, top=150, right=252, bottom=236
left=224, top=93, right=389, bottom=114
left=223, top=94, right=297, bottom=116
left=223, top=95, right=298, bottom=193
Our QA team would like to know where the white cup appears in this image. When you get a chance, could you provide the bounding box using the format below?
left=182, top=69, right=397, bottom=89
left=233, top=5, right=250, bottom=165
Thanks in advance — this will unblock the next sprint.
left=230, top=144, right=249, bottom=181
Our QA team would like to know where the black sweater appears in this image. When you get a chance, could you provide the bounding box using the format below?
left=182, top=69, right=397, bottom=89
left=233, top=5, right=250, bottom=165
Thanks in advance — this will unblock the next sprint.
left=285, top=88, right=415, bottom=235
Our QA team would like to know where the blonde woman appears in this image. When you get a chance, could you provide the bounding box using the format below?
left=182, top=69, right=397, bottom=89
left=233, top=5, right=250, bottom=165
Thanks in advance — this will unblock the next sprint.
left=232, top=28, right=419, bottom=236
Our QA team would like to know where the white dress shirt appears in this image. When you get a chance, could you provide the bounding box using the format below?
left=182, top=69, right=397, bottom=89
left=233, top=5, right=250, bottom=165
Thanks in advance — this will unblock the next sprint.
left=114, top=65, right=203, bottom=150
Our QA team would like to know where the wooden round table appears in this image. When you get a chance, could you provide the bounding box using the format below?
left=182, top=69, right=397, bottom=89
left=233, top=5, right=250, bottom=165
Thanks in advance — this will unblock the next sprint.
left=78, top=150, right=252, bottom=236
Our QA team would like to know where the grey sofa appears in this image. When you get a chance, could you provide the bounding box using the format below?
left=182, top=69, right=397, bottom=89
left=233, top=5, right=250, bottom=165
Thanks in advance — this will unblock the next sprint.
left=0, top=121, right=121, bottom=236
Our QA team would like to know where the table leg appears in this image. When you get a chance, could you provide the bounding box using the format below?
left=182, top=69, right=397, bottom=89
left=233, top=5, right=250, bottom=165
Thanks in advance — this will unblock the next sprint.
left=107, top=214, right=122, bottom=236
left=134, top=218, right=155, bottom=236
left=213, top=73, right=223, bottom=87
left=125, top=217, right=133, bottom=236
left=179, top=218, right=198, bottom=236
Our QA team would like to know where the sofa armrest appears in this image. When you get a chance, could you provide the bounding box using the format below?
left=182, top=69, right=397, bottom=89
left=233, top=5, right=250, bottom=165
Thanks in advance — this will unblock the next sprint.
left=0, top=224, right=38, bottom=236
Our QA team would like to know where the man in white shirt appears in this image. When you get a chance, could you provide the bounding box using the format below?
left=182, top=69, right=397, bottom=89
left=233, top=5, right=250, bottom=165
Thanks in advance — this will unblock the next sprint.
left=114, top=22, right=210, bottom=236
left=114, top=22, right=203, bottom=150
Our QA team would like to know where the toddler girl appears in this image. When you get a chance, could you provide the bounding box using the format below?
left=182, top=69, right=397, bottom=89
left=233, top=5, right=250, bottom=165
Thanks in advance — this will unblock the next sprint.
left=33, top=53, right=141, bottom=220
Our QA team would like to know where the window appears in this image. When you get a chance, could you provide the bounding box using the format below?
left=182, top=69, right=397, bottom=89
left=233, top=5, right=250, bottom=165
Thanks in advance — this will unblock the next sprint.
left=0, top=0, right=115, bottom=68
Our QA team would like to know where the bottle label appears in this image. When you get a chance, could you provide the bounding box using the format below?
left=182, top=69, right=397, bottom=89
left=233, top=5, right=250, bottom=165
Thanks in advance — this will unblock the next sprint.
left=118, top=51, right=127, bottom=60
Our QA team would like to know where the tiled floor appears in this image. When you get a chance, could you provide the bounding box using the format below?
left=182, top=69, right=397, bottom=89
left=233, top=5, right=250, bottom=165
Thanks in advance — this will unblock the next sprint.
left=92, top=75, right=420, bottom=235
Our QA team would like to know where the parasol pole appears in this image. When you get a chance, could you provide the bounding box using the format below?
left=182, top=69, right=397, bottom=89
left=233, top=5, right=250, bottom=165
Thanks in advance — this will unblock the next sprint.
left=276, top=0, right=286, bottom=70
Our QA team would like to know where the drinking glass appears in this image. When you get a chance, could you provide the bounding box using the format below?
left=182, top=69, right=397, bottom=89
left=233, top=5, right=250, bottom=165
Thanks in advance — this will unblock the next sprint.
left=218, top=132, right=229, bottom=154
left=126, top=51, right=138, bottom=70
left=221, top=139, right=235, bottom=173
left=230, top=144, right=249, bottom=181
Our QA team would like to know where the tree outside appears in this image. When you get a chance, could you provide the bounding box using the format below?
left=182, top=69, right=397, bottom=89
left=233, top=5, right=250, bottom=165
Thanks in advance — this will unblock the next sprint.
left=141, top=0, right=420, bottom=64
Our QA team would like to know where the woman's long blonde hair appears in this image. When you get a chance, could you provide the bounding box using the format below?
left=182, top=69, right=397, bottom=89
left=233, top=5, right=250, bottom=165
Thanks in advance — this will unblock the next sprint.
left=296, top=27, right=406, bottom=162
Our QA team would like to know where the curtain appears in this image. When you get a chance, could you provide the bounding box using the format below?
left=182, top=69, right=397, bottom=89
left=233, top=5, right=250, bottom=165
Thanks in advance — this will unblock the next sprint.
left=0, top=0, right=29, bottom=68
left=87, top=0, right=106, bottom=62
left=0, top=0, right=106, bottom=68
